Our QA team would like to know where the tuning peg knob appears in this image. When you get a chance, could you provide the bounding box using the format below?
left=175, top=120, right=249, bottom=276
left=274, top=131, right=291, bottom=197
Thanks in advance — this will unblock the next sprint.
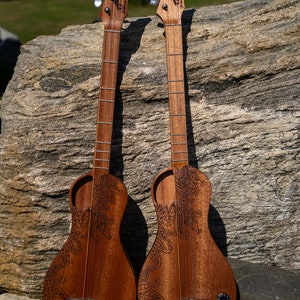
left=94, top=0, right=102, bottom=7
left=149, top=0, right=159, bottom=5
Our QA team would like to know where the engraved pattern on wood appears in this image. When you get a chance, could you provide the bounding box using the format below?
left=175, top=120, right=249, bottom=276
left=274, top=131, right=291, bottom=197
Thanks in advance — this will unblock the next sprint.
left=138, top=166, right=237, bottom=299
left=137, top=0, right=237, bottom=298
left=43, top=205, right=90, bottom=299
left=43, top=174, right=136, bottom=299
left=175, top=166, right=203, bottom=238
left=138, top=166, right=208, bottom=299
left=42, top=0, right=136, bottom=298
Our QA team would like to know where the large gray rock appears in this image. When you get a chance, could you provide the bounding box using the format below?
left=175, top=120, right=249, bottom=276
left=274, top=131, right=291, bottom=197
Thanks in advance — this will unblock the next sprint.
left=0, top=0, right=299, bottom=297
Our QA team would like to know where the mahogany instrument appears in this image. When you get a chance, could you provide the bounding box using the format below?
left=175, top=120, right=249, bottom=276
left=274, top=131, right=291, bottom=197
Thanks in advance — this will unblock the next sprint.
left=137, top=1, right=236, bottom=299
left=43, top=1, right=136, bottom=299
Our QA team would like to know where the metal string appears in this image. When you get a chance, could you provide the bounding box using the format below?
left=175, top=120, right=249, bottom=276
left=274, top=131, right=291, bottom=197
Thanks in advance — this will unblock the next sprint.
left=82, top=22, right=120, bottom=298
left=166, top=20, right=191, bottom=299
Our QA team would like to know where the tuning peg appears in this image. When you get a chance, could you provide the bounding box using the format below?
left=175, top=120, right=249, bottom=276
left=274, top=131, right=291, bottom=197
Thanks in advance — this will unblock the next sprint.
left=149, top=0, right=159, bottom=5
left=94, top=0, right=102, bottom=7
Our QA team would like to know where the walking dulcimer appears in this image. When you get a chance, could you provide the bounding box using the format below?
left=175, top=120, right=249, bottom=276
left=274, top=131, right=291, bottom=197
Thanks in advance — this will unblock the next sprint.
left=137, top=1, right=236, bottom=299
left=43, top=1, right=136, bottom=299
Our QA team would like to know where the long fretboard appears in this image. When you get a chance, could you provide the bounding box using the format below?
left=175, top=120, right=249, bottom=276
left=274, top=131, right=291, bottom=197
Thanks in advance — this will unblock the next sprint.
left=159, top=1, right=188, bottom=169
left=93, top=2, right=127, bottom=176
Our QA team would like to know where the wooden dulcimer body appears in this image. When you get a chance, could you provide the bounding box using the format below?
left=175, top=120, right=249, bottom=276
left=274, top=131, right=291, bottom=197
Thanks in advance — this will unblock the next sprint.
left=138, top=1, right=236, bottom=299
left=43, top=1, right=136, bottom=299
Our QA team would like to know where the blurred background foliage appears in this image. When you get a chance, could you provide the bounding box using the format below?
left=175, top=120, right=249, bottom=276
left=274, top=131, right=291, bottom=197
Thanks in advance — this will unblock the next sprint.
left=0, top=0, right=240, bottom=44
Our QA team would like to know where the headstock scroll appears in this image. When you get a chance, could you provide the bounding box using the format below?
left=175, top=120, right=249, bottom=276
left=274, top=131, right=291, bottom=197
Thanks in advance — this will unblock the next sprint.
left=98, top=0, right=128, bottom=29
left=156, top=0, right=184, bottom=24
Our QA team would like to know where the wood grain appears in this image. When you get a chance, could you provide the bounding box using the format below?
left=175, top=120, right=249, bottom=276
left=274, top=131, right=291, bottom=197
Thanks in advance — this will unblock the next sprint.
left=43, top=173, right=136, bottom=299
left=0, top=0, right=298, bottom=297
left=138, top=1, right=236, bottom=298
left=43, top=0, right=136, bottom=298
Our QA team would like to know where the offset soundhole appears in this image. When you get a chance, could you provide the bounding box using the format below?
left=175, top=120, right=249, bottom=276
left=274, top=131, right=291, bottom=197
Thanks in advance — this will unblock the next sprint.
left=217, top=293, right=230, bottom=300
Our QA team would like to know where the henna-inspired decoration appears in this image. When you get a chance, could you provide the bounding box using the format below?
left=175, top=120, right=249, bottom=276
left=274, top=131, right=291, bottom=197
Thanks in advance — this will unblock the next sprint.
left=88, top=175, right=121, bottom=242
left=43, top=275, right=67, bottom=300
left=175, top=166, right=203, bottom=239
left=138, top=166, right=204, bottom=300
left=43, top=175, right=122, bottom=299
left=43, top=206, right=90, bottom=300
left=138, top=203, right=177, bottom=300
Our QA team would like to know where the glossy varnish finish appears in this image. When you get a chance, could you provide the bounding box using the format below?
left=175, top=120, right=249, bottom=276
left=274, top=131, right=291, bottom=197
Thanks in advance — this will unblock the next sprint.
left=43, top=1, right=136, bottom=299
left=137, top=1, right=236, bottom=299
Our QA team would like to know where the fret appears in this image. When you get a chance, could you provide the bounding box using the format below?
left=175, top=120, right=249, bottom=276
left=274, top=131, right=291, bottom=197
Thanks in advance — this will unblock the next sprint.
left=172, top=159, right=188, bottom=163
left=93, top=166, right=109, bottom=170
left=170, top=137, right=187, bottom=142
left=168, top=79, right=184, bottom=82
left=94, top=158, right=110, bottom=162
left=104, top=29, right=121, bottom=33
left=102, top=60, right=118, bottom=64
left=95, top=150, right=110, bottom=153
left=166, top=53, right=183, bottom=56
left=98, top=99, right=114, bottom=103
left=164, top=24, right=182, bottom=27
left=171, top=135, right=187, bottom=140
left=96, top=121, right=113, bottom=125
left=170, top=133, right=186, bottom=136
left=170, top=113, right=186, bottom=116
left=100, top=87, right=116, bottom=91
left=171, top=151, right=188, bottom=154
left=168, top=91, right=185, bottom=95
left=95, top=141, right=111, bottom=145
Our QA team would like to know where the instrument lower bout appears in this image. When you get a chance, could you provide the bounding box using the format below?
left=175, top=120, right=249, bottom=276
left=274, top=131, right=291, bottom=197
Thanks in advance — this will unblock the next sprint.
left=138, top=165, right=236, bottom=300
left=43, top=173, right=136, bottom=300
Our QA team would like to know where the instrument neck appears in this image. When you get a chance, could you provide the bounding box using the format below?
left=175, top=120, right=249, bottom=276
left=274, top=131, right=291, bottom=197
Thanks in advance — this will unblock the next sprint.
left=165, top=23, right=188, bottom=169
left=93, top=28, right=121, bottom=176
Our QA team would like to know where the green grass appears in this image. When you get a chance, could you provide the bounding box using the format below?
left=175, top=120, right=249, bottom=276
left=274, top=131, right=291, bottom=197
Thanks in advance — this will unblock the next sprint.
left=0, top=0, right=240, bottom=44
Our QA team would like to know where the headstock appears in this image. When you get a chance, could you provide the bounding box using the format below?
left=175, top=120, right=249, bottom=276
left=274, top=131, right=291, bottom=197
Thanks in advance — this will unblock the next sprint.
left=156, top=0, right=185, bottom=25
left=99, top=0, right=128, bottom=29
